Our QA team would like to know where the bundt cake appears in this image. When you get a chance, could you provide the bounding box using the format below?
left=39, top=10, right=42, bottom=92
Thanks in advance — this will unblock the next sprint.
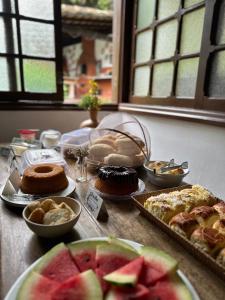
left=21, top=163, right=68, bottom=195
left=95, top=166, right=138, bottom=195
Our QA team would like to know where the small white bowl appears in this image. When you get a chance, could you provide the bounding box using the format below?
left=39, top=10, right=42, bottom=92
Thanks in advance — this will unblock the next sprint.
left=144, top=161, right=189, bottom=188
left=23, top=196, right=82, bottom=238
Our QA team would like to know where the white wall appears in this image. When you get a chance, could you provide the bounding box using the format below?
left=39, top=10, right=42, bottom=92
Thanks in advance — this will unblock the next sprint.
left=0, top=110, right=109, bottom=142
left=132, top=114, right=225, bottom=199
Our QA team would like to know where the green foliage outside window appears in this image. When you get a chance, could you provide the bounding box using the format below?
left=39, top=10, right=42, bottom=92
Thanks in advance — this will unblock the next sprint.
left=61, top=0, right=112, bottom=10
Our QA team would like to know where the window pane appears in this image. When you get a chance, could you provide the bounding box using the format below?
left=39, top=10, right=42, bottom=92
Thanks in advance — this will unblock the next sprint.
left=0, top=0, right=15, bottom=13
left=0, top=57, right=20, bottom=91
left=180, top=7, right=205, bottom=55
left=155, top=20, right=178, bottom=59
left=158, top=0, right=179, bottom=20
left=216, top=0, right=225, bottom=45
left=152, top=62, right=174, bottom=97
left=0, top=17, right=18, bottom=53
left=137, top=0, right=155, bottom=29
left=176, top=58, right=199, bottom=97
left=135, top=30, right=152, bottom=63
left=184, top=0, right=203, bottom=8
left=133, top=66, right=150, bottom=96
left=18, top=0, right=54, bottom=20
left=21, top=21, right=55, bottom=58
left=208, top=51, right=225, bottom=98
left=23, top=59, right=56, bottom=93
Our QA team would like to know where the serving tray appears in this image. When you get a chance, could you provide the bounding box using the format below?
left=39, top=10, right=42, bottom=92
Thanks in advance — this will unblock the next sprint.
left=132, top=185, right=225, bottom=281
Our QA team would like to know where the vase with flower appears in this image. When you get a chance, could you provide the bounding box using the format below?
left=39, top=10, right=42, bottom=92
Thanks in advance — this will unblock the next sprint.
left=79, top=80, right=101, bottom=128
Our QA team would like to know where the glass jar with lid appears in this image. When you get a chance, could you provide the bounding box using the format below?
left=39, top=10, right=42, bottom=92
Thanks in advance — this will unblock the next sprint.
left=40, top=130, right=61, bottom=149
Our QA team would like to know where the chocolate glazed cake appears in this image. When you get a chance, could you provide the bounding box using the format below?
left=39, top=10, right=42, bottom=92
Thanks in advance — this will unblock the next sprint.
left=95, top=166, right=138, bottom=195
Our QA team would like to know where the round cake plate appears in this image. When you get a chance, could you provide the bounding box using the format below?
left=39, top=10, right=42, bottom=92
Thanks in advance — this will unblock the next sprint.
left=4, top=237, right=200, bottom=300
left=91, top=178, right=145, bottom=201
left=0, top=176, right=76, bottom=208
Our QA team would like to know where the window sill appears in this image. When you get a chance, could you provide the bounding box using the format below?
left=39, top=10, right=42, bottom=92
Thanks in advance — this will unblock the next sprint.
left=119, top=103, right=225, bottom=127
left=0, top=102, right=118, bottom=111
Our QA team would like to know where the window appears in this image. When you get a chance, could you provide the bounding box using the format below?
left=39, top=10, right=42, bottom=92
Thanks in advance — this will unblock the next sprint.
left=117, top=0, right=225, bottom=118
left=0, top=0, right=63, bottom=102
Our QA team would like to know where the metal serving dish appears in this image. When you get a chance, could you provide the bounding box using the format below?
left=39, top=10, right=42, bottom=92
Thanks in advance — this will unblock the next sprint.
left=144, top=160, right=189, bottom=188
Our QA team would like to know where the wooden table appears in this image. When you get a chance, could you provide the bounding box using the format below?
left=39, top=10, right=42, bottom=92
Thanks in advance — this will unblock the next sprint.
left=0, top=154, right=225, bottom=300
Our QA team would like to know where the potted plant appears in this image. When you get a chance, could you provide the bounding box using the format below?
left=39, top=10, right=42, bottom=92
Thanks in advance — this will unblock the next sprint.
left=79, top=80, right=101, bottom=128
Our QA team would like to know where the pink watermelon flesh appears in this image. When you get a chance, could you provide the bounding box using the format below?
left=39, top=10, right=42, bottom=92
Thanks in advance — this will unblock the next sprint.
left=148, top=277, right=179, bottom=300
left=96, top=255, right=134, bottom=276
left=30, top=275, right=59, bottom=300
left=104, top=256, right=144, bottom=285
left=96, top=268, right=111, bottom=294
left=51, top=273, right=86, bottom=300
left=41, top=248, right=80, bottom=282
left=51, top=270, right=102, bottom=300
left=72, top=249, right=96, bottom=272
left=68, top=241, right=108, bottom=272
left=106, top=284, right=150, bottom=300
left=139, top=260, right=167, bottom=286
left=17, top=272, right=60, bottom=300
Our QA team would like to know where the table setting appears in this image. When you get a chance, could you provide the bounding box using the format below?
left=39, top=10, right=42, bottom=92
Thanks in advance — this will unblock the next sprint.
left=1, top=113, right=225, bottom=300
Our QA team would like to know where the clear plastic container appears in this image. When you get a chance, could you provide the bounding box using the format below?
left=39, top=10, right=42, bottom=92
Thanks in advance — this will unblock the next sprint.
left=20, top=149, right=67, bottom=174
left=60, top=128, right=93, bottom=159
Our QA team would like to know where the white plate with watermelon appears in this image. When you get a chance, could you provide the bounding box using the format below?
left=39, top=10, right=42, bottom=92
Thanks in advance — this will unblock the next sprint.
left=5, top=237, right=200, bottom=300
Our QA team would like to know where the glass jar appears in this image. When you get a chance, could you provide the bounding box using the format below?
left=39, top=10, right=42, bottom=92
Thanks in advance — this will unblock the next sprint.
left=40, top=130, right=61, bottom=149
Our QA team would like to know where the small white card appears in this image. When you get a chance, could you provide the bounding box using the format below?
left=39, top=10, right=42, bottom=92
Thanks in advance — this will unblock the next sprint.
left=85, top=188, right=104, bottom=219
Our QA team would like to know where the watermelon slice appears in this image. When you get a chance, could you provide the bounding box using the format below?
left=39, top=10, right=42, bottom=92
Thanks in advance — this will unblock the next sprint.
left=96, top=243, right=139, bottom=276
left=139, top=246, right=178, bottom=285
left=17, top=272, right=60, bottom=300
left=33, top=243, right=80, bottom=282
left=148, top=274, right=192, bottom=300
left=104, top=256, right=144, bottom=286
left=68, top=240, right=108, bottom=272
left=51, top=270, right=103, bottom=300
left=105, top=284, right=150, bottom=300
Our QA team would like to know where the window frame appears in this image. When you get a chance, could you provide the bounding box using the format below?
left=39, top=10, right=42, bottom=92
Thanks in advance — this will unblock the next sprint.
left=113, top=0, right=225, bottom=126
left=0, top=0, right=63, bottom=103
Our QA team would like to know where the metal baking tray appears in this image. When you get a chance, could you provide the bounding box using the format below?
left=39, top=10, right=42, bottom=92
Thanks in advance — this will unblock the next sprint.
left=132, top=185, right=225, bottom=281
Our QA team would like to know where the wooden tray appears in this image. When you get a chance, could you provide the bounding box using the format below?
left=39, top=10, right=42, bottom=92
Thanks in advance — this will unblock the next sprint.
left=132, top=185, right=225, bottom=281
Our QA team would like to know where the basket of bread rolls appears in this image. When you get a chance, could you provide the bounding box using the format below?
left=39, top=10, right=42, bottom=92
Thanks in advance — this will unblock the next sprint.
left=86, top=113, right=151, bottom=171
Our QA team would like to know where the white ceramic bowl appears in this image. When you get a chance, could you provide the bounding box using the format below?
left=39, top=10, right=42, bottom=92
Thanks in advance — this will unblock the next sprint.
left=144, top=161, right=189, bottom=188
left=23, top=196, right=82, bottom=238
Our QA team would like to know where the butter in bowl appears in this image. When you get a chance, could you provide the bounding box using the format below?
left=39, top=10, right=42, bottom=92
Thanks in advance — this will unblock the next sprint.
left=144, top=160, right=189, bottom=188
left=23, top=196, right=81, bottom=238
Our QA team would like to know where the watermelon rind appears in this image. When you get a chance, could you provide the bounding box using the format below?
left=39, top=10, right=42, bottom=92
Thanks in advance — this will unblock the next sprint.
left=108, top=237, right=138, bottom=252
left=139, top=246, right=178, bottom=273
left=68, top=240, right=108, bottom=254
left=16, top=271, right=59, bottom=300
left=96, top=243, right=139, bottom=261
left=32, top=243, right=67, bottom=274
left=75, top=270, right=103, bottom=300
left=169, top=274, right=193, bottom=300
left=104, top=273, right=136, bottom=286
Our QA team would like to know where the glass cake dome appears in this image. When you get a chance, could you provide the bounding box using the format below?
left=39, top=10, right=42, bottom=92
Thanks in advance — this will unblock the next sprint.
left=87, top=112, right=151, bottom=168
